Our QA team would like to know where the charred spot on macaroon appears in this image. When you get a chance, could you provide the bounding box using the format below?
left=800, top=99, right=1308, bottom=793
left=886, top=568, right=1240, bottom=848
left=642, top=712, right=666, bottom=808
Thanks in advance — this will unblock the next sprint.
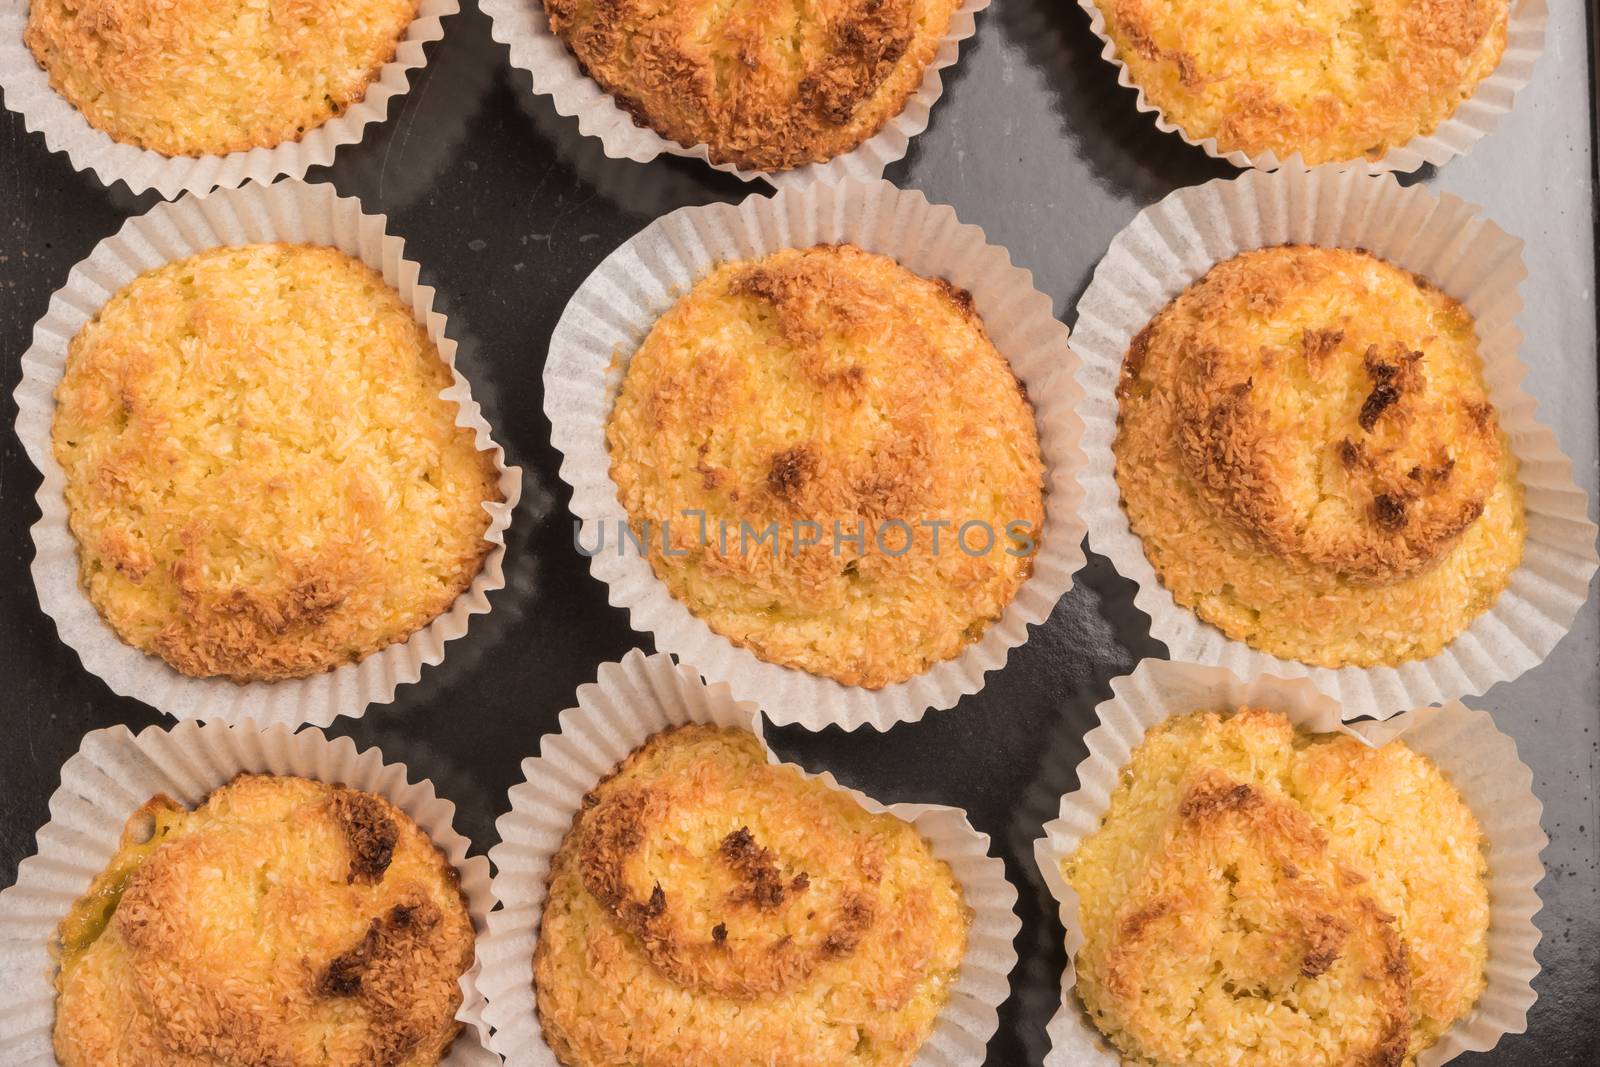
left=766, top=446, right=818, bottom=503
left=332, top=787, right=400, bottom=884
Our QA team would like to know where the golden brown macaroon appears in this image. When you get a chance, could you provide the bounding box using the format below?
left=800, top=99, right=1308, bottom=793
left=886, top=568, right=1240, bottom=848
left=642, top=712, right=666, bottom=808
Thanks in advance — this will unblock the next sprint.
left=25, top=0, right=418, bottom=156
left=605, top=243, right=1045, bottom=689
left=534, top=724, right=972, bottom=1067
left=544, top=0, right=962, bottom=171
left=53, top=774, right=477, bottom=1067
left=1114, top=245, right=1524, bottom=668
left=1063, top=707, right=1491, bottom=1067
left=52, top=243, right=503, bottom=683
left=1099, top=0, right=1508, bottom=164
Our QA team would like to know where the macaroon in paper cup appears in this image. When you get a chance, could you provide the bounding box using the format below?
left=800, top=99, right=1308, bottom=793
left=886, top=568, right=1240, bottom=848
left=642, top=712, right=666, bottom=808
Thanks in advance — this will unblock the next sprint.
left=480, top=0, right=986, bottom=187
left=0, top=718, right=498, bottom=1066
left=12, top=179, right=521, bottom=729
left=0, top=0, right=457, bottom=198
left=543, top=178, right=1086, bottom=731
left=1032, top=658, right=1545, bottom=1067
left=477, top=648, right=1020, bottom=1067
left=1073, top=165, right=1597, bottom=721
left=1077, top=0, right=1547, bottom=173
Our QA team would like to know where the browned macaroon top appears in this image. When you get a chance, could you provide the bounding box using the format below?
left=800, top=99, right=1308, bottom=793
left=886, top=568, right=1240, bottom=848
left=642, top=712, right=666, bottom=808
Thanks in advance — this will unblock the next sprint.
left=605, top=243, right=1045, bottom=689
left=1133, top=245, right=1504, bottom=585
left=533, top=724, right=971, bottom=1067
left=1101, top=767, right=1415, bottom=1065
left=1064, top=707, right=1491, bottom=1067
left=1111, top=243, right=1527, bottom=669
left=25, top=0, right=419, bottom=155
left=51, top=243, right=503, bottom=683
left=1100, top=0, right=1509, bottom=164
left=543, top=0, right=962, bottom=170
left=52, top=773, right=476, bottom=1067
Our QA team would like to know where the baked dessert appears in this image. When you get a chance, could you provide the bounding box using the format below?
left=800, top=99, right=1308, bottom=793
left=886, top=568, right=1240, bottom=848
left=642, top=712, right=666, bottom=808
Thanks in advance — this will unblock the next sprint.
left=534, top=724, right=971, bottom=1067
left=1098, top=0, right=1509, bottom=164
left=52, top=243, right=502, bottom=683
left=53, top=774, right=476, bottom=1066
left=25, top=0, right=417, bottom=155
left=1114, top=245, right=1524, bottom=668
left=606, top=243, right=1045, bottom=689
left=1062, top=706, right=1490, bottom=1067
left=543, top=0, right=962, bottom=170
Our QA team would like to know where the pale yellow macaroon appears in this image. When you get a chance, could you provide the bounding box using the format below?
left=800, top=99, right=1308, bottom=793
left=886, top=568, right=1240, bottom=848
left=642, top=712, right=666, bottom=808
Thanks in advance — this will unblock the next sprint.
left=606, top=243, right=1045, bottom=689
left=1063, top=707, right=1491, bottom=1067
left=25, top=0, right=418, bottom=155
left=534, top=724, right=972, bottom=1067
left=544, top=0, right=961, bottom=171
left=1114, top=244, right=1524, bottom=668
left=53, top=774, right=476, bottom=1067
left=51, top=243, right=502, bottom=683
left=1098, top=0, right=1508, bottom=164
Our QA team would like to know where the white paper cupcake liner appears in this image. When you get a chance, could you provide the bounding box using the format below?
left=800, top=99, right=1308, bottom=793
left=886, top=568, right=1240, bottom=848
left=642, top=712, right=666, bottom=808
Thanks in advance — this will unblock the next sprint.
left=1078, top=0, right=1547, bottom=172
left=1073, top=166, right=1598, bottom=720
left=1032, top=658, right=1546, bottom=1067
left=0, top=0, right=456, bottom=198
left=0, top=719, right=499, bottom=1066
left=481, top=0, right=985, bottom=187
left=544, top=179, right=1086, bottom=731
left=478, top=648, right=1020, bottom=1067
left=12, top=179, right=522, bottom=728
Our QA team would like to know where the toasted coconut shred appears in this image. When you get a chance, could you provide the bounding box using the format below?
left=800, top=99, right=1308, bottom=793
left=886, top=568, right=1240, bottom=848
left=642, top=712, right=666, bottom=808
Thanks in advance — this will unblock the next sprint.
left=1064, top=707, right=1491, bottom=1067
left=51, top=243, right=503, bottom=683
left=52, top=774, right=476, bottom=1067
left=1114, top=244, right=1525, bottom=668
left=534, top=724, right=972, bottom=1067
left=606, top=243, right=1045, bottom=689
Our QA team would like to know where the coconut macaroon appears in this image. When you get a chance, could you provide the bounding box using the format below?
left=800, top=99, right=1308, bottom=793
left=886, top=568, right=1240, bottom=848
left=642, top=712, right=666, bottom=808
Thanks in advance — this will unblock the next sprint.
left=1098, top=0, right=1508, bottom=164
left=1114, top=245, right=1524, bottom=668
left=1062, top=707, right=1490, bottom=1067
left=606, top=243, right=1045, bottom=689
left=534, top=724, right=971, bottom=1067
left=51, top=243, right=502, bottom=683
left=544, top=0, right=961, bottom=171
left=24, top=0, right=417, bottom=155
left=52, top=774, right=476, bottom=1067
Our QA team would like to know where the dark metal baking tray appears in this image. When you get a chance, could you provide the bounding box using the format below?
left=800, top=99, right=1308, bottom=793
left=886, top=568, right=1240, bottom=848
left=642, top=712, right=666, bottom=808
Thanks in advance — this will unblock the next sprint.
left=2, top=1, right=1596, bottom=1063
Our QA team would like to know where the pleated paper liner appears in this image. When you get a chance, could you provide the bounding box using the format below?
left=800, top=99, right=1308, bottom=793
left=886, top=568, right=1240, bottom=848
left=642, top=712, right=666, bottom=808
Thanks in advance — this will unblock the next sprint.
left=1077, top=0, right=1547, bottom=173
left=0, top=0, right=455, bottom=198
left=1032, top=659, right=1545, bottom=1067
left=1073, top=166, right=1598, bottom=721
left=480, top=0, right=986, bottom=187
left=12, top=179, right=521, bottom=728
left=0, top=719, right=498, bottom=1066
left=543, top=178, right=1086, bottom=731
left=477, top=649, right=1020, bottom=1067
